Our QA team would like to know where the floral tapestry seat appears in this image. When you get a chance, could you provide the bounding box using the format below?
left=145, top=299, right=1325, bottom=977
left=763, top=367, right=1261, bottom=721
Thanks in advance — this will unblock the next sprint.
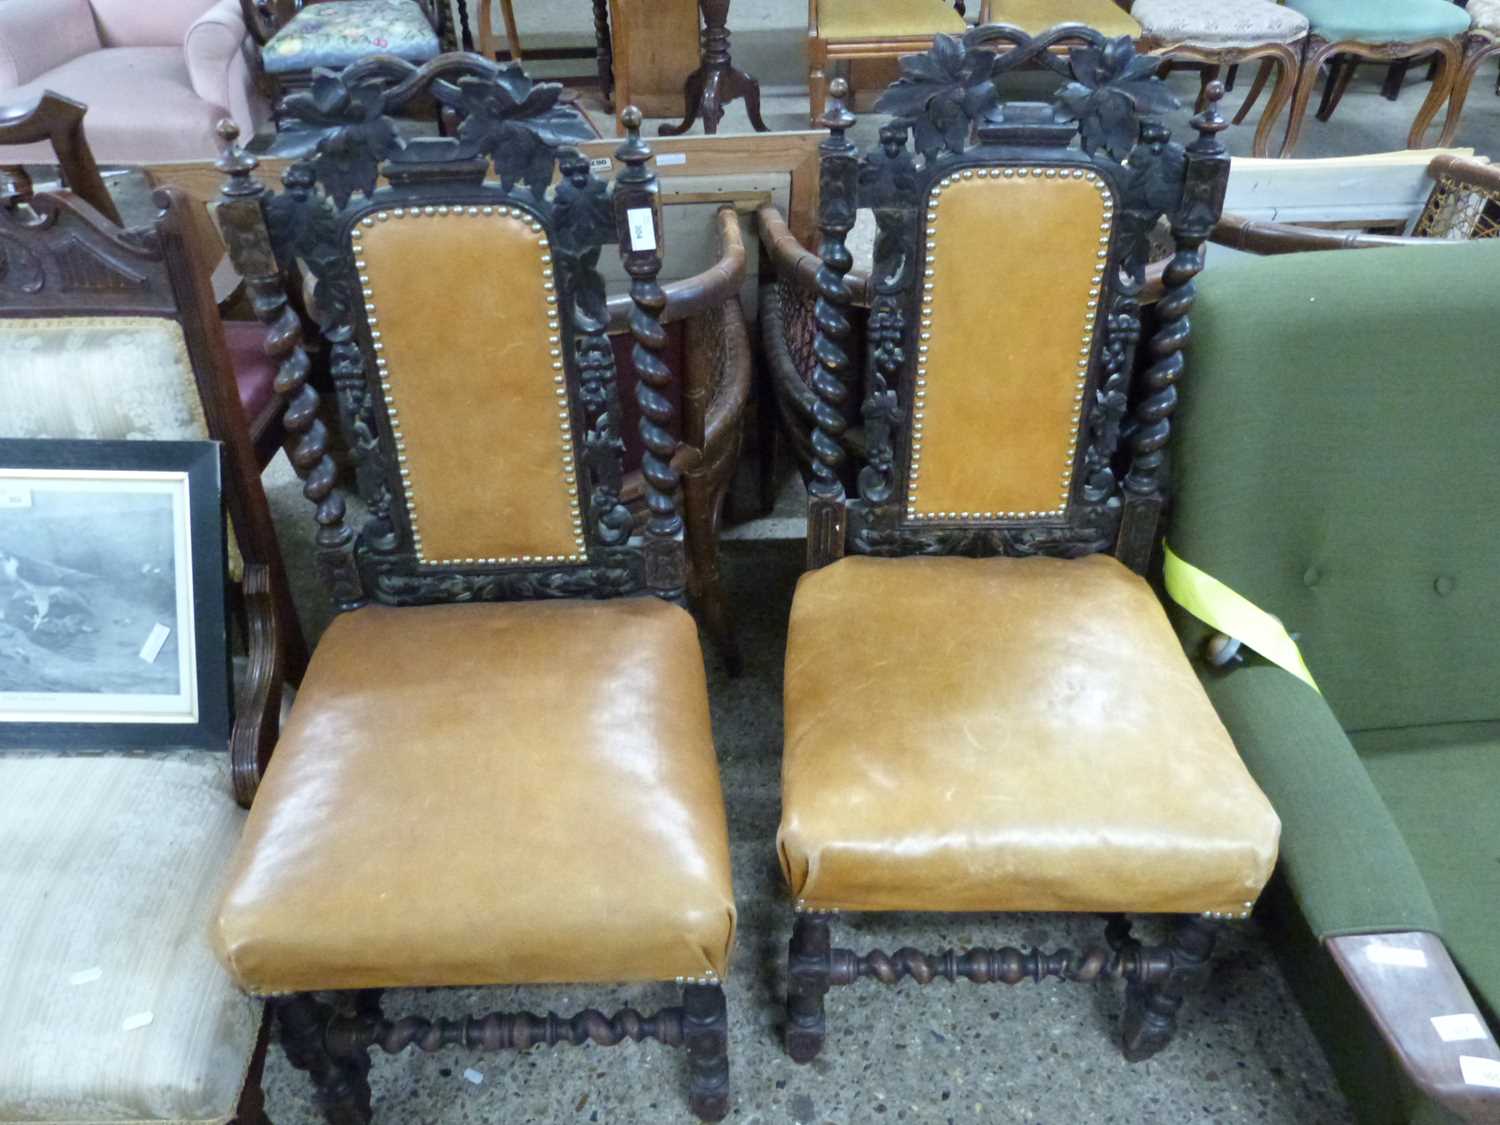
left=261, top=0, right=440, bottom=76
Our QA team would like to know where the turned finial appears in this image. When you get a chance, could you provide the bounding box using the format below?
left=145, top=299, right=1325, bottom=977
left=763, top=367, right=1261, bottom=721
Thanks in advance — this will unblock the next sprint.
left=215, top=118, right=261, bottom=197
left=1190, top=80, right=1229, bottom=154
left=821, top=78, right=855, bottom=137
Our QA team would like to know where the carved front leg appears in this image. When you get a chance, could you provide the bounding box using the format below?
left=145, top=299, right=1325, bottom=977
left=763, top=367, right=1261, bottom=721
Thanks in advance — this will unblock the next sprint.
left=276, top=994, right=372, bottom=1125
left=785, top=912, right=833, bottom=1063
left=1120, top=914, right=1219, bottom=1062
left=683, top=983, right=730, bottom=1121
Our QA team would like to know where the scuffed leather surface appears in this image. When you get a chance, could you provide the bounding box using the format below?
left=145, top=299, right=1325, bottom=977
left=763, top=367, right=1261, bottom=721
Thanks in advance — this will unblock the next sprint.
left=216, top=597, right=737, bottom=992
left=914, top=173, right=1107, bottom=520
left=358, top=210, right=580, bottom=564
left=779, top=554, right=1280, bottom=914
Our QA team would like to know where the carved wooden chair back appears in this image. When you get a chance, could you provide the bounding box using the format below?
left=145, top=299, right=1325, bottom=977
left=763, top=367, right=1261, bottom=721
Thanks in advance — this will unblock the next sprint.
left=0, top=184, right=298, bottom=804
left=215, top=56, right=686, bottom=615
left=805, top=26, right=1230, bottom=573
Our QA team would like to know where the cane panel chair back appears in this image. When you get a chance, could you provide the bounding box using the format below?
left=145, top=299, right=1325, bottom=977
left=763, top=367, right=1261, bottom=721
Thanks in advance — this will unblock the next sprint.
left=805, top=26, right=1230, bottom=573
left=217, top=56, right=686, bottom=614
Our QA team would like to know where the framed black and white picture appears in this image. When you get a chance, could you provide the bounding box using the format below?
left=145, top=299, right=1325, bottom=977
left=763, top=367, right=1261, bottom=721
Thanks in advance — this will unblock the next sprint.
left=0, top=439, right=229, bottom=750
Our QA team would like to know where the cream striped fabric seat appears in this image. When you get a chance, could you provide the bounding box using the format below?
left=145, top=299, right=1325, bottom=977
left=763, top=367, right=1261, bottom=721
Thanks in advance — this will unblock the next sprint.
left=0, top=754, right=260, bottom=1123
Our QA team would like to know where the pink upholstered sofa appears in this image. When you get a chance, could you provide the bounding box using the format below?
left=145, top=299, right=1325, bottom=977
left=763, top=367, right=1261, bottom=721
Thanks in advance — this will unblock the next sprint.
left=0, top=0, right=266, bottom=163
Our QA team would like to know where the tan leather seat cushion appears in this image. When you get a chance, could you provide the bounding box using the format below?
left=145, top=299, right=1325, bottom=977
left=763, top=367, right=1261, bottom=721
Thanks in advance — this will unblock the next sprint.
left=818, top=0, right=967, bottom=40
left=216, top=597, right=736, bottom=993
left=986, top=0, right=1142, bottom=39
left=779, top=554, right=1279, bottom=915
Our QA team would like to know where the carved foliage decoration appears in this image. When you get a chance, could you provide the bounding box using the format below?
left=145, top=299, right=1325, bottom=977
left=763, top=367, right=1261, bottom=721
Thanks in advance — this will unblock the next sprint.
left=833, top=24, right=1226, bottom=563
left=252, top=55, right=646, bottom=606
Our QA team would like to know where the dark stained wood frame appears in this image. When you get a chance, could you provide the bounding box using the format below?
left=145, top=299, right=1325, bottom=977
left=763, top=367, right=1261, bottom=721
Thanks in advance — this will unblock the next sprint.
left=784, top=26, right=1237, bottom=1069
left=211, top=53, right=731, bottom=1122
left=0, top=183, right=305, bottom=806
left=0, top=91, right=120, bottom=225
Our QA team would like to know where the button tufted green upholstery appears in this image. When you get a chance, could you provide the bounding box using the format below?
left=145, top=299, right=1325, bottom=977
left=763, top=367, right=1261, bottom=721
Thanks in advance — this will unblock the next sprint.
left=1173, top=241, right=1500, bottom=734
left=1168, top=241, right=1500, bottom=1116
left=1286, top=0, right=1471, bottom=44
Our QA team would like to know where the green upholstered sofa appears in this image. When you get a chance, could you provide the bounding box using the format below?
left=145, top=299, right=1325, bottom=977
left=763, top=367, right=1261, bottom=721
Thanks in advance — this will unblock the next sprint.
left=1168, top=241, right=1500, bottom=1125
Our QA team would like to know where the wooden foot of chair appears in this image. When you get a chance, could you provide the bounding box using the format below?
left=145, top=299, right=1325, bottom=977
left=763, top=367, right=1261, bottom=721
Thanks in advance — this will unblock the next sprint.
left=785, top=912, right=832, bottom=1063
left=276, top=994, right=372, bottom=1125
left=684, top=983, right=731, bottom=1122
left=1120, top=915, right=1219, bottom=1063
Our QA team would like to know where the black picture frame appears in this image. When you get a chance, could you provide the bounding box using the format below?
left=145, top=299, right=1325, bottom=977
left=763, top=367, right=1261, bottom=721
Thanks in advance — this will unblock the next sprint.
left=0, top=439, right=230, bottom=751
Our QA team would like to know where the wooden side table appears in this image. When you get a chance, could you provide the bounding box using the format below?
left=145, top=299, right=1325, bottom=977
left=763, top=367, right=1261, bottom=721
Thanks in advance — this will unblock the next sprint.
left=659, top=0, right=770, bottom=135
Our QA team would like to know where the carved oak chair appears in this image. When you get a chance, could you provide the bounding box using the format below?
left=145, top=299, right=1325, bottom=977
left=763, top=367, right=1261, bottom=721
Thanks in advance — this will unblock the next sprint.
left=0, top=186, right=284, bottom=1125
left=1169, top=239, right=1500, bottom=1125
left=210, top=55, right=736, bottom=1122
left=777, top=29, right=1281, bottom=1071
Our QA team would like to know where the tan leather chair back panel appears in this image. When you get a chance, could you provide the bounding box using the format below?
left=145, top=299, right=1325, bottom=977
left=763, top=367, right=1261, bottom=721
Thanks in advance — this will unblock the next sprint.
left=910, top=168, right=1112, bottom=521
left=355, top=208, right=584, bottom=565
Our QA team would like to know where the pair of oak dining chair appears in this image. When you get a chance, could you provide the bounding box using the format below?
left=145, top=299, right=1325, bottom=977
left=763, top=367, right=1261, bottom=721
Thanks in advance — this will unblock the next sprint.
left=205, top=33, right=1281, bottom=1124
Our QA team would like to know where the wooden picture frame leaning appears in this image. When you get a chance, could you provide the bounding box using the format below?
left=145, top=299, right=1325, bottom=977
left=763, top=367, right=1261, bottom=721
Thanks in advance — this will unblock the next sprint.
left=0, top=438, right=230, bottom=751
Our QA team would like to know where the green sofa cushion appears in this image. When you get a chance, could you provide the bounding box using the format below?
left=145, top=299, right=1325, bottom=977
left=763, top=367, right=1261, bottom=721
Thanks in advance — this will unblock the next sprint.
left=1173, top=241, right=1500, bottom=733
left=1354, top=722, right=1500, bottom=1022
left=1287, top=0, right=1471, bottom=43
left=1198, top=661, right=1441, bottom=940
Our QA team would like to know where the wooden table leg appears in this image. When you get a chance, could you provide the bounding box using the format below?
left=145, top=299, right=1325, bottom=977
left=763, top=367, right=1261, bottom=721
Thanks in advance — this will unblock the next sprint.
left=659, top=0, right=770, bottom=135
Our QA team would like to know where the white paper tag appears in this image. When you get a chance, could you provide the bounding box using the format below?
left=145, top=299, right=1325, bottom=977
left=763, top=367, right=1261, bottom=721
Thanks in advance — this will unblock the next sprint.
left=462, top=1068, right=484, bottom=1085
left=138, top=623, right=171, bottom=664
left=1366, top=944, right=1428, bottom=969
left=1460, top=1055, right=1500, bottom=1089
left=655, top=152, right=687, bottom=167
left=69, top=966, right=103, bottom=986
left=626, top=207, right=657, bottom=252
left=589, top=156, right=612, bottom=174
left=121, top=1011, right=154, bottom=1032
left=0, top=483, right=31, bottom=509
left=1433, top=1014, right=1489, bottom=1043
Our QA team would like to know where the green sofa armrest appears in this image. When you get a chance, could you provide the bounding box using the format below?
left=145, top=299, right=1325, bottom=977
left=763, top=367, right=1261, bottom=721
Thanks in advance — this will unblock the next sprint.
left=1200, top=661, right=1442, bottom=940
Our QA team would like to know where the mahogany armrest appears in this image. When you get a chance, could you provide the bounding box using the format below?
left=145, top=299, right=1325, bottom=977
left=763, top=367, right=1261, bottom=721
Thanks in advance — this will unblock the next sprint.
left=1211, top=212, right=1441, bottom=255
left=1328, top=932, right=1500, bottom=1124
left=1427, top=154, right=1500, bottom=199
left=0, top=91, right=120, bottom=224
left=756, top=203, right=874, bottom=306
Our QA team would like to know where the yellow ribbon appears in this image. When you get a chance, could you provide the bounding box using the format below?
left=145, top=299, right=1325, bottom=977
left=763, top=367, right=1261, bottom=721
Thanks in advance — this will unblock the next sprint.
left=1163, top=542, right=1320, bottom=693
